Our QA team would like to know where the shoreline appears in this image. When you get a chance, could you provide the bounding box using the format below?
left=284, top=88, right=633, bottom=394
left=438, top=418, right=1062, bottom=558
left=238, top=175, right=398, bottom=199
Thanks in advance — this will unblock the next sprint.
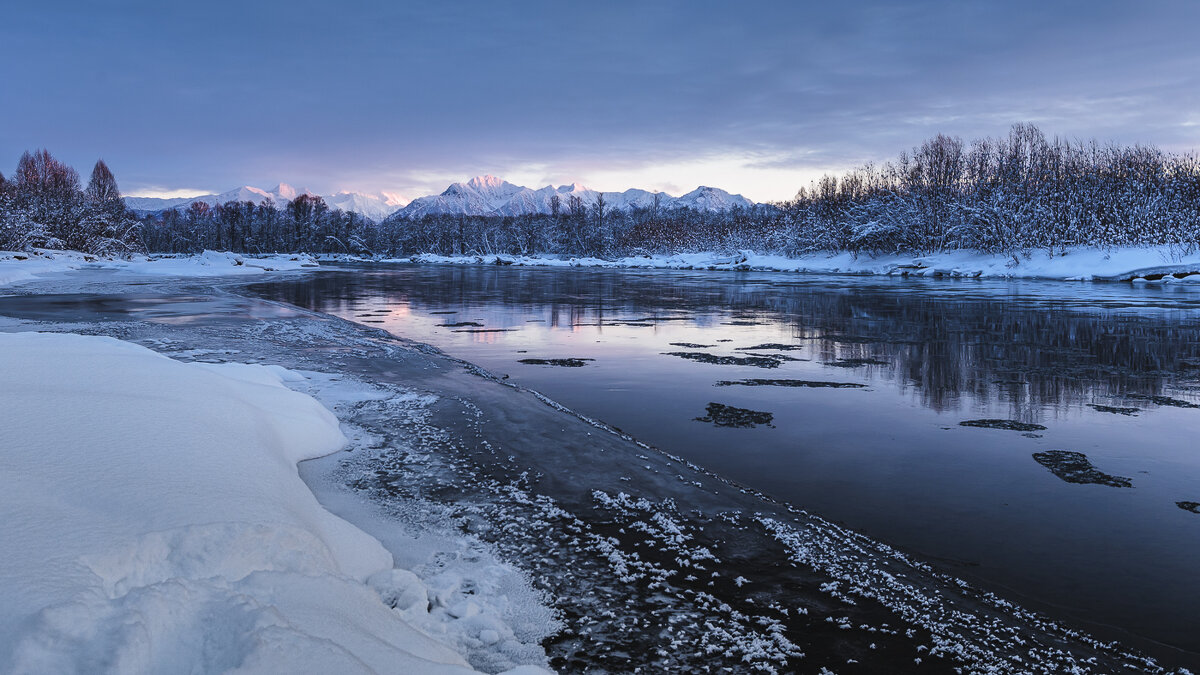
left=7, top=245, right=1200, bottom=291
left=0, top=268, right=1196, bottom=673
left=393, top=247, right=1200, bottom=283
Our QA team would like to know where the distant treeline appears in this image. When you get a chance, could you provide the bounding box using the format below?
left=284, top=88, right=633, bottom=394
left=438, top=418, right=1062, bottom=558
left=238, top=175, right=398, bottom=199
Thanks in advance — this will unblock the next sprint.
left=140, top=195, right=374, bottom=255
left=3, top=124, right=1199, bottom=258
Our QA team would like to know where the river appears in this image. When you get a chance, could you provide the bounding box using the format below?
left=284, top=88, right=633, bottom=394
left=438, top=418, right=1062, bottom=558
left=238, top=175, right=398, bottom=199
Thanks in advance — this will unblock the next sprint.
left=250, top=262, right=1200, bottom=658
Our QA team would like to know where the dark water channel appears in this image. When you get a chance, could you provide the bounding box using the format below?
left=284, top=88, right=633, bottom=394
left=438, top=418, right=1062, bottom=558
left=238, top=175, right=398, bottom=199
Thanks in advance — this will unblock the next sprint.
left=248, top=263, right=1200, bottom=657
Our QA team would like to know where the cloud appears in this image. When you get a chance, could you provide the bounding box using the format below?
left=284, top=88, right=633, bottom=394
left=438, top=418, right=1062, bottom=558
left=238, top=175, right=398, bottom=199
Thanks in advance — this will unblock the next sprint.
left=123, top=186, right=213, bottom=199
left=4, top=1, right=1198, bottom=203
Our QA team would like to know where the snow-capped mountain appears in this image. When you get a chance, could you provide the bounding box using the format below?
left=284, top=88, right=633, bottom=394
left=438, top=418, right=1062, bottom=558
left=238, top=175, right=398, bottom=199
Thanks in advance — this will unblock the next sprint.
left=126, top=176, right=753, bottom=221
left=675, top=186, right=754, bottom=211
left=125, top=185, right=407, bottom=221
left=323, top=191, right=408, bottom=222
left=394, top=176, right=754, bottom=219
left=125, top=184, right=305, bottom=214
left=397, top=176, right=521, bottom=218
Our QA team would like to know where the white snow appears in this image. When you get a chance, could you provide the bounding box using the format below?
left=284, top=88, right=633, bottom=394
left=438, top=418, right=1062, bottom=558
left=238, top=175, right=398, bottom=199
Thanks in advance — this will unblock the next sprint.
left=406, top=246, right=1200, bottom=282
left=0, top=332, right=550, bottom=674
left=324, top=191, right=409, bottom=221
left=0, top=249, right=320, bottom=287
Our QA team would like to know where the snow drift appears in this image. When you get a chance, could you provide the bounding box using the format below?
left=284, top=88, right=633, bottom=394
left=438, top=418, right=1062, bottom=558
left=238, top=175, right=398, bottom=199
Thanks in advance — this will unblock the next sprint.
left=0, top=332, right=544, bottom=674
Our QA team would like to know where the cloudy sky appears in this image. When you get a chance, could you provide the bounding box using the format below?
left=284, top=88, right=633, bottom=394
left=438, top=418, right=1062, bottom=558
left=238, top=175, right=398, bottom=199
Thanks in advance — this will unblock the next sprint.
left=3, top=0, right=1198, bottom=202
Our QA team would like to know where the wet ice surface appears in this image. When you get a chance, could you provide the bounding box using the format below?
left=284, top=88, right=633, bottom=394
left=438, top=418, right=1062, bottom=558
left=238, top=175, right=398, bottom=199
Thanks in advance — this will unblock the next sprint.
left=246, top=263, right=1200, bottom=669
left=2, top=272, right=1198, bottom=673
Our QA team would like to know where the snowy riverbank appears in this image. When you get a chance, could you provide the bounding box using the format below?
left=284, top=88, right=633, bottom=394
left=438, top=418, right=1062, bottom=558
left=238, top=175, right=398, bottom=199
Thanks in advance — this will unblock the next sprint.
left=404, top=247, right=1200, bottom=282
left=0, top=249, right=320, bottom=287
left=0, top=332, right=551, bottom=674
left=9, top=246, right=1200, bottom=289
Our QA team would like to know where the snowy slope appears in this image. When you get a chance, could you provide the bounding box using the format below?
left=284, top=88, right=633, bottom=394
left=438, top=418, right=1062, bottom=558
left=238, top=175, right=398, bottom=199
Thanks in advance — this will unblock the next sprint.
left=675, top=186, right=754, bottom=211
left=395, top=176, right=756, bottom=218
left=324, top=190, right=409, bottom=221
left=0, top=332, right=548, bottom=674
left=400, top=176, right=524, bottom=218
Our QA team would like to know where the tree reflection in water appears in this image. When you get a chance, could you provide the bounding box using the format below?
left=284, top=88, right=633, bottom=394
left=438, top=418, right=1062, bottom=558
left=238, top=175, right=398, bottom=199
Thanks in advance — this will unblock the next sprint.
left=251, top=264, right=1200, bottom=419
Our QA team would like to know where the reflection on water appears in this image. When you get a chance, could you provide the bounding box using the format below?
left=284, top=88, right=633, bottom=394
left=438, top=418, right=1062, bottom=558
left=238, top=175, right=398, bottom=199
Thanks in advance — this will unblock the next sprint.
left=257, top=265, right=1200, bottom=413
left=249, top=263, right=1200, bottom=657
left=0, top=293, right=304, bottom=325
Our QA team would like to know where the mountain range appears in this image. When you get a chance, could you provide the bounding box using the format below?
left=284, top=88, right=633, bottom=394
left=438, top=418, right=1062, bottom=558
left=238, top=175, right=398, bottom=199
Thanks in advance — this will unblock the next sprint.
left=394, top=175, right=754, bottom=219
left=124, top=185, right=407, bottom=222
left=124, top=176, right=756, bottom=221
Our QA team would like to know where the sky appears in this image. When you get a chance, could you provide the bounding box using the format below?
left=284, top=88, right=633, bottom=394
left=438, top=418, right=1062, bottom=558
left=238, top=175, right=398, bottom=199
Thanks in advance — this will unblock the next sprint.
left=2, top=0, right=1199, bottom=203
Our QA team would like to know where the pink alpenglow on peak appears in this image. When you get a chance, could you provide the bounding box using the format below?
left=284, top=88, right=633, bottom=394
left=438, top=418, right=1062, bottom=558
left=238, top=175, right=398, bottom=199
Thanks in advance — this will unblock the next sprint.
left=124, top=176, right=754, bottom=221
left=396, top=177, right=755, bottom=218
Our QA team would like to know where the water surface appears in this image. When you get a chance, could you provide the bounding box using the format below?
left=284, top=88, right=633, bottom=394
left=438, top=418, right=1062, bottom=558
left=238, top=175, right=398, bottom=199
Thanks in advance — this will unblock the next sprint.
left=250, top=263, right=1200, bottom=656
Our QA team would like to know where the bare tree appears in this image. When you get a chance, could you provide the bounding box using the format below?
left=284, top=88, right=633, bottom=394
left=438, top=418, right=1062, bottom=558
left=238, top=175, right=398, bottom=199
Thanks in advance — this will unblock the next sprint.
left=85, top=159, right=122, bottom=206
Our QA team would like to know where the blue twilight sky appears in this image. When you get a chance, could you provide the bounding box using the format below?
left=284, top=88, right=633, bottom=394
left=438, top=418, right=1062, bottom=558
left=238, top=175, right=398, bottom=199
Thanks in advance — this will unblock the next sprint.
left=2, top=0, right=1198, bottom=202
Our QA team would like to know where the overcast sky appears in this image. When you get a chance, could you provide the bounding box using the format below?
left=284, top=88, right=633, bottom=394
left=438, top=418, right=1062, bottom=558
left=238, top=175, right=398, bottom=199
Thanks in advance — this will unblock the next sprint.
left=3, top=0, right=1198, bottom=202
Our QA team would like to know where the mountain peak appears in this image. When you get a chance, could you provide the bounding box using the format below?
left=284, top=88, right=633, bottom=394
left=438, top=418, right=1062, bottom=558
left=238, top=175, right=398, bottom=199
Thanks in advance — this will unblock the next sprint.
left=395, top=177, right=755, bottom=218
left=466, top=175, right=506, bottom=190
left=270, top=183, right=312, bottom=201
left=378, top=191, right=408, bottom=207
left=677, top=185, right=753, bottom=210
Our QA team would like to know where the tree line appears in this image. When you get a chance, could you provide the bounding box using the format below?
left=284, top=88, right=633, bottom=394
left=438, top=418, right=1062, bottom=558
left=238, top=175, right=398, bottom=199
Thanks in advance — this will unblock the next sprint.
left=3, top=124, right=1199, bottom=258
left=378, top=124, right=1200, bottom=259
left=141, top=194, right=373, bottom=254
left=0, top=150, right=143, bottom=256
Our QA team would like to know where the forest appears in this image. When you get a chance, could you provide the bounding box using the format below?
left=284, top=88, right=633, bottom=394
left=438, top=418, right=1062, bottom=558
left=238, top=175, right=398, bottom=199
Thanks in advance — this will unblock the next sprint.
left=3, top=124, right=1198, bottom=258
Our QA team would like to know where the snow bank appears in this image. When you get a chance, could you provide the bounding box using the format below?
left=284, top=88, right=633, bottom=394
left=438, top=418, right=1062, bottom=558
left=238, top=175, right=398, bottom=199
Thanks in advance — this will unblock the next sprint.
left=406, top=246, right=1200, bottom=282
left=0, top=249, right=319, bottom=287
left=0, top=332, right=543, bottom=674
left=120, top=250, right=320, bottom=276
left=0, top=251, right=86, bottom=286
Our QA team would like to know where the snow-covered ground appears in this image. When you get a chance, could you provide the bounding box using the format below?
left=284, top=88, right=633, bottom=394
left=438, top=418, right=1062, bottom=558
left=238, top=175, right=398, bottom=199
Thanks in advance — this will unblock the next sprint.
left=404, top=246, right=1200, bottom=282
left=0, top=331, right=551, bottom=674
left=0, top=249, right=319, bottom=287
